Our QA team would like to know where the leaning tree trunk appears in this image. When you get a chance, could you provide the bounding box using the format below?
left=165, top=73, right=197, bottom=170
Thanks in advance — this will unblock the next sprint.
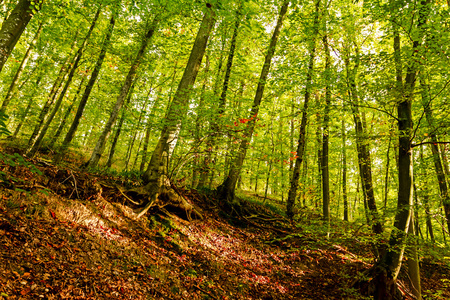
left=49, top=76, right=87, bottom=148
left=26, top=6, right=103, bottom=157
left=26, top=31, right=79, bottom=148
left=0, top=0, right=40, bottom=73
left=217, top=0, right=289, bottom=203
left=55, top=9, right=116, bottom=162
left=1, top=22, right=43, bottom=113
left=286, top=0, right=320, bottom=219
left=135, top=4, right=216, bottom=219
left=85, top=16, right=159, bottom=169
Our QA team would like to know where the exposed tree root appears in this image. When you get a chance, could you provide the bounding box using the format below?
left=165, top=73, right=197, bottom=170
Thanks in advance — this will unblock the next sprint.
left=351, top=264, right=411, bottom=300
left=127, top=182, right=203, bottom=221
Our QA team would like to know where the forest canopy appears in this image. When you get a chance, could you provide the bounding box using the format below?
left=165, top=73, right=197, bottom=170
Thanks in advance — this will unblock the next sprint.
left=1, top=0, right=450, bottom=298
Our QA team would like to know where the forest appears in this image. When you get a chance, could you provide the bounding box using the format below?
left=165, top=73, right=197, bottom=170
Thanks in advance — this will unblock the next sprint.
left=1, top=0, right=450, bottom=299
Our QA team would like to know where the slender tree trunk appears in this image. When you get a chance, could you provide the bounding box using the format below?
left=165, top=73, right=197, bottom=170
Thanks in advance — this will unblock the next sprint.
left=140, top=87, right=163, bottom=173
left=106, top=82, right=135, bottom=169
left=0, top=0, right=39, bottom=73
left=136, top=4, right=216, bottom=218
left=217, top=0, right=289, bottom=202
left=384, top=137, right=391, bottom=212
left=406, top=213, right=421, bottom=299
left=56, top=9, right=115, bottom=161
left=125, top=99, right=148, bottom=171
left=193, top=56, right=211, bottom=187
left=345, top=44, right=383, bottom=237
left=420, top=76, right=450, bottom=234
left=286, top=0, right=320, bottom=219
left=49, top=75, right=87, bottom=148
left=85, top=16, right=159, bottom=169
left=26, top=6, right=103, bottom=157
left=342, top=118, right=349, bottom=221
left=1, top=22, right=43, bottom=113
left=12, top=74, right=42, bottom=138
left=420, top=145, right=435, bottom=243
left=322, top=33, right=331, bottom=225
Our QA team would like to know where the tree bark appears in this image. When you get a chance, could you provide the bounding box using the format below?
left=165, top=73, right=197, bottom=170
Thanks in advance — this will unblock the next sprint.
left=85, top=16, right=159, bottom=169
left=286, top=0, right=320, bottom=219
left=1, top=22, right=43, bottom=113
left=0, top=0, right=38, bottom=73
left=217, top=0, right=289, bottom=203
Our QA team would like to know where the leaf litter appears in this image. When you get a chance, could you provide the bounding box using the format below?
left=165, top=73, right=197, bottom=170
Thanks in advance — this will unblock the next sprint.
left=0, top=149, right=449, bottom=299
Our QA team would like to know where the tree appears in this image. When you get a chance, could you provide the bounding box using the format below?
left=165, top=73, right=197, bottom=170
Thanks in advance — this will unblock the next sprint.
left=55, top=6, right=118, bottom=161
left=286, top=0, right=320, bottom=219
left=0, top=0, right=40, bottom=73
left=84, top=15, right=160, bottom=169
left=216, top=0, right=290, bottom=203
left=135, top=3, right=216, bottom=218
left=1, top=22, right=43, bottom=113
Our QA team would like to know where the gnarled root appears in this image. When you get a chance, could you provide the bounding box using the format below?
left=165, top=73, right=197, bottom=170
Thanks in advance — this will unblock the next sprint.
left=127, top=182, right=203, bottom=221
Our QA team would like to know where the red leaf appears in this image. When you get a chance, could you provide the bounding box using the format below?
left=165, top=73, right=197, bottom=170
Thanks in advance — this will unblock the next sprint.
left=49, top=209, right=57, bottom=220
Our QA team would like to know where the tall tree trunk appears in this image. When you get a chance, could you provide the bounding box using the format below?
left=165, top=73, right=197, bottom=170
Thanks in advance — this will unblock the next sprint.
left=322, top=33, right=331, bottom=225
left=26, top=6, right=103, bottom=157
left=217, top=0, right=289, bottom=202
left=192, top=55, right=210, bottom=188
left=342, top=118, right=349, bottom=221
left=420, top=146, right=435, bottom=243
left=198, top=6, right=243, bottom=187
left=0, top=0, right=39, bottom=73
left=85, top=16, right=159, bottom=169
left=374, top=1, right=430, bottom=297
left=1, top=22, right=43, bottom=113
left=136, top=4, right=216, bottom=218
left=56, top=8, right=116, bottom=161
left=345, top=43, right=383, bottom=237
left=286, top=0, right=320, bottom=219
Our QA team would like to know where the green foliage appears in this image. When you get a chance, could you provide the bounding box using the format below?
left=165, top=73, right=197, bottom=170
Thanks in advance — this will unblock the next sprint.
left=0, top=111, right=11, bottom=137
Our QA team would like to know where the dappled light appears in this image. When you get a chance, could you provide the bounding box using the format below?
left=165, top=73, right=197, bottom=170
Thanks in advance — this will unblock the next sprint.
left=1, top=0, right=450, bottom=298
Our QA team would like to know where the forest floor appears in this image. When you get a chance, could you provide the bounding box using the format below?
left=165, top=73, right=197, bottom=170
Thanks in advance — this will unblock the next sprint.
left=0, top=144, right=450, bottom=299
